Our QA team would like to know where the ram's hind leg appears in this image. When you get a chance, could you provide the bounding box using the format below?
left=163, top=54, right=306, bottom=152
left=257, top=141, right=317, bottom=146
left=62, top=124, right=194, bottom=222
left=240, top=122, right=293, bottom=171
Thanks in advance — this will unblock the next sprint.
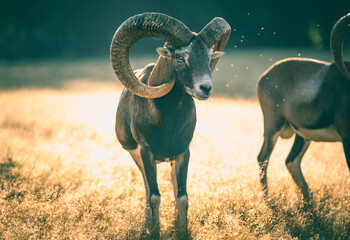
left=285, top=134, right=311, bottom=200
left=257, top=116, right=286, bottom=199
left=257, top=133, right=279, bottom=198
left=171, top=149, right=190, bottom=232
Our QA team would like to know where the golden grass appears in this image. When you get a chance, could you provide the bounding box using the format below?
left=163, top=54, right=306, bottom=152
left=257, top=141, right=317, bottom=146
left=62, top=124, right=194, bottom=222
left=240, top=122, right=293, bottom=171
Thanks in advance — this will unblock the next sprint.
left=1, top=84, right=349, bottom=239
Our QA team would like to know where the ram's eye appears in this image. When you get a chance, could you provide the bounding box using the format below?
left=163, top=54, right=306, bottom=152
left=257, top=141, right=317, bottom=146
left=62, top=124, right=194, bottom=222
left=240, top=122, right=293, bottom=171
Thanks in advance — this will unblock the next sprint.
left=176, top=56, right=185, bottom=62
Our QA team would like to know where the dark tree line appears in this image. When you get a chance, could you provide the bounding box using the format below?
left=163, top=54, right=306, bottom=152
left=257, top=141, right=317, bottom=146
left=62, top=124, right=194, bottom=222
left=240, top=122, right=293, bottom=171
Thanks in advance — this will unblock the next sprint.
left=0, top=0, right=349, bottom=60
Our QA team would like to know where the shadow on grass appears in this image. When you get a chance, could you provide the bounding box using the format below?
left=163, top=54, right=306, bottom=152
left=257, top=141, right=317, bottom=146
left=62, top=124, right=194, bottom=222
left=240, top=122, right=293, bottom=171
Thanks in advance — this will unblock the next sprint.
left=268, top=193, right=350, bottom=240
left=0, top=157, right=68, bottom=204
left=0, top=157, right=21, bottom=180
left=112, top=220, right=193, bottom=240
left=0, top=157, right=26, bottom=202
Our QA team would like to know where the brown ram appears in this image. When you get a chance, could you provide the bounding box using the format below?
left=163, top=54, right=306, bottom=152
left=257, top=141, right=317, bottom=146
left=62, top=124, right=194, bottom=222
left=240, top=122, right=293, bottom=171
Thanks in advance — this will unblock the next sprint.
left=257, top=13, right=350, bottom=200
left=110, top=12, right=230, bottom=233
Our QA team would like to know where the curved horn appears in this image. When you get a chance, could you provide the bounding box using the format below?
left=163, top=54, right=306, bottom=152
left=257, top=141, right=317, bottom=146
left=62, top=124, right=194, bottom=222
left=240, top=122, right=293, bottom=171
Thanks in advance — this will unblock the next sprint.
left=330, top=13, right=350, bottom=81
left=199, top=17, right=231, bottom=72
left=110, top=13, right=194, bottom=98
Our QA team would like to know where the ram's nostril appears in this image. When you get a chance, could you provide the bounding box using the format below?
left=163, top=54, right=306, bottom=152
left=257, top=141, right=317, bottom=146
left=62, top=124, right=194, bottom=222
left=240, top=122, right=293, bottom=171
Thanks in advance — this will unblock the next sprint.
left=199, top=84, right=212, bottom=94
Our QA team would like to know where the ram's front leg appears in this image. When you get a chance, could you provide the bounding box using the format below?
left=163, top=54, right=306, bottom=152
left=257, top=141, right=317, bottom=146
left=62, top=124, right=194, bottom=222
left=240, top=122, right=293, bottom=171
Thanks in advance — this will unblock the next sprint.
left=171, top=149, right=190, bottom=231
left=140, top=147, right=161, bottom=233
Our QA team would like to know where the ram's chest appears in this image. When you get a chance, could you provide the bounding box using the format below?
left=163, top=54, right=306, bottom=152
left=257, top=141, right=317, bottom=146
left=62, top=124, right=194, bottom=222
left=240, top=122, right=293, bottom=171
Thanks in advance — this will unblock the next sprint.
left=130, top=93, right=196, bottom=158
left=145, top=112, right=195, bottom=158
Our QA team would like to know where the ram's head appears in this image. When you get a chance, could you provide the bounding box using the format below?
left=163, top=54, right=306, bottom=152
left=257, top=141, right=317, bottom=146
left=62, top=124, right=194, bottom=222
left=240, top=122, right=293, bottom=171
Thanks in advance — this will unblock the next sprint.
left=110, top=12, right=231, bottom=99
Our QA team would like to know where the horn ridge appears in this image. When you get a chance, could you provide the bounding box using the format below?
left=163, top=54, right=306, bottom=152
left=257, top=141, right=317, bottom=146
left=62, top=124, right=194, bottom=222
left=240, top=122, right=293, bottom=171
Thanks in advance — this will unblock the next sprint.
left=330, top=13, right=350, bottom=81
left=199, top=17, right=231, bottom=72
left=110, top=13, right=193, bottom=98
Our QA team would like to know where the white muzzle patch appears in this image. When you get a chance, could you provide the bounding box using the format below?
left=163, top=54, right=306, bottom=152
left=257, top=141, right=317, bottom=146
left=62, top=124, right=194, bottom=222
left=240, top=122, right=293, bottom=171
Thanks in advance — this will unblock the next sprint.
left=192, top=74, right=212, bottom=100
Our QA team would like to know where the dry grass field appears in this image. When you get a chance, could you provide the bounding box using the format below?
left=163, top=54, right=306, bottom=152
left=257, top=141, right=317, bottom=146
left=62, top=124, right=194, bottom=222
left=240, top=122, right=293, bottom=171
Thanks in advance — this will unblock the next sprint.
left=0, top=51, right=349, bottom=239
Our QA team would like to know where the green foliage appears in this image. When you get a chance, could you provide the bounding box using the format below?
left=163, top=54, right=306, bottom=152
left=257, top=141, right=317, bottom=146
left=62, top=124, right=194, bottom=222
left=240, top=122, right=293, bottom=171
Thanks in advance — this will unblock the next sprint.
left=308, top=22, right=324, bottom=49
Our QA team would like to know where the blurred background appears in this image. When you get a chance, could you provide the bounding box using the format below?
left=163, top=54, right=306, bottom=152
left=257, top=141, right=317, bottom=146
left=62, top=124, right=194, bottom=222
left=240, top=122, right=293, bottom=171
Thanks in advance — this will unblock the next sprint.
left=1, top=0, right=349, bottom=97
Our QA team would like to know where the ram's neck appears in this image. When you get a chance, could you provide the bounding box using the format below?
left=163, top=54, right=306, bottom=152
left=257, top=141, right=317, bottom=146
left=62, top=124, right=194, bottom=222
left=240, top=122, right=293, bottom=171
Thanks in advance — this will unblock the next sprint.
left=145, top=57, right=192, bottom=116
left=147, top=57, right=173, bottom=87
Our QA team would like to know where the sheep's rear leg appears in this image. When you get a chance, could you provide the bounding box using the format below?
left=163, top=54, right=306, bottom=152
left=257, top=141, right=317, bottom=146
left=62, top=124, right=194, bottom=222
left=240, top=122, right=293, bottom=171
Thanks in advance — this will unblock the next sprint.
left=257, top=131, right=279, bottom=198
left=285, top=134, right=311, bottom=200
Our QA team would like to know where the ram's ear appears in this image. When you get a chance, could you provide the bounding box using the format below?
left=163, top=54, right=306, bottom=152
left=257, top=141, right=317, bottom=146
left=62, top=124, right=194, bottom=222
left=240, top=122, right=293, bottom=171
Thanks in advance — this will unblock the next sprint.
left=212, top=51, right=225, bottom=59
left=157, top=47, right=173, bottom=59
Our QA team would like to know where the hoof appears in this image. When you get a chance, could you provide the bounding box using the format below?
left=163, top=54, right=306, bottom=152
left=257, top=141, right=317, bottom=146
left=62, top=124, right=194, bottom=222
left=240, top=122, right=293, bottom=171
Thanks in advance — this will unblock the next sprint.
left=145, top=195, right=161, bottom=232
left=176, top=195, right=188, bottom=231
left=301, top=190, right=313, bottom=203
